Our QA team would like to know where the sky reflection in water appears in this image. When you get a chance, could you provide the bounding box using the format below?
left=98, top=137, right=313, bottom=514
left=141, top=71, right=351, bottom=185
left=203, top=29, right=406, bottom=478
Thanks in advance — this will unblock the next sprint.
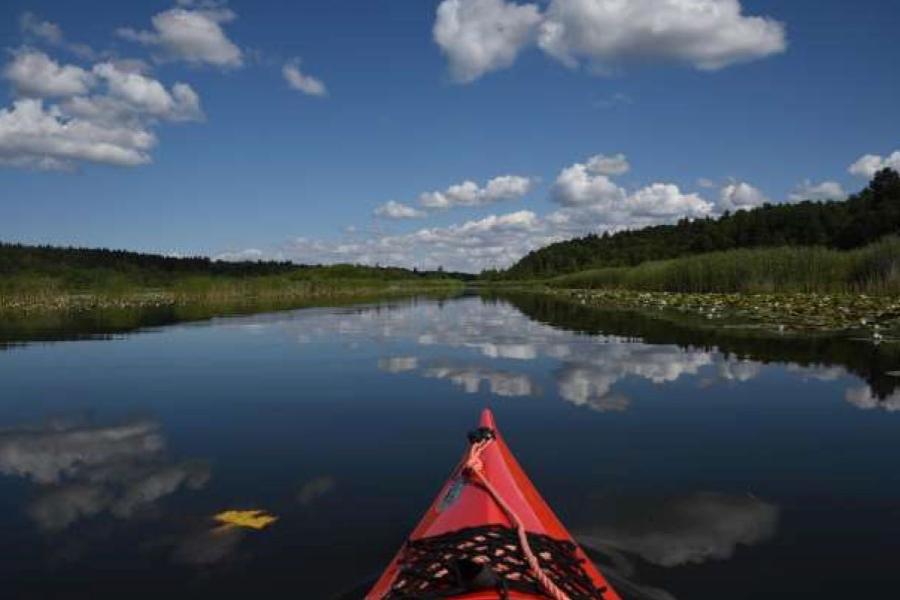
left=0, top=294, right=898, bottom=598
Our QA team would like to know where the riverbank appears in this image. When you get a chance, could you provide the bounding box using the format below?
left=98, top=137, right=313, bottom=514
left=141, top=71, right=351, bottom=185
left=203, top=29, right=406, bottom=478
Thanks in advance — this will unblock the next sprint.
left=476, top=237, right=900, bottom=335
left=0, top=242, right=471, bottom=316
left=478, top=282, right=900, bottom=335
left=0, top=281, right=465, bottom=348
left=0, top=278, right=464, bottom=315
left=543, top=288, right=900, bottom=336
left=539, top=237, right=900, bottom=295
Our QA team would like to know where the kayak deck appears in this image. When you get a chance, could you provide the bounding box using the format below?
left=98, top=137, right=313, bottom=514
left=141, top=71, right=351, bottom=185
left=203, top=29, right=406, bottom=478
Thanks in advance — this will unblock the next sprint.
left=366, top=409, right=620, bottom=600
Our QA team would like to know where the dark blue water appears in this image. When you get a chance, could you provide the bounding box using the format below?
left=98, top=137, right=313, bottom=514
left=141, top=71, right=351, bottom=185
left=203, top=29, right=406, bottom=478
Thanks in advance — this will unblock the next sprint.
left=1, top=294, right=898, bottom=599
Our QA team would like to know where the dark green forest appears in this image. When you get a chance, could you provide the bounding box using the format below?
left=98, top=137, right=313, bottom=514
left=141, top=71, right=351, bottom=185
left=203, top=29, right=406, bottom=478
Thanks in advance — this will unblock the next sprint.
left=0, top=243, right=472, bottom=293
left=494, top=168, right=900, bottom=279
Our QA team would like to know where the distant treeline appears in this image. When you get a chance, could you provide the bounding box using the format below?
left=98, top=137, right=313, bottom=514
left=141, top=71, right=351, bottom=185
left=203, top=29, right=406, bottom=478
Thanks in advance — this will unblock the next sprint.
left=493, top=168, right=900, bottom=279
left=0, top=243, right=473, bottom=296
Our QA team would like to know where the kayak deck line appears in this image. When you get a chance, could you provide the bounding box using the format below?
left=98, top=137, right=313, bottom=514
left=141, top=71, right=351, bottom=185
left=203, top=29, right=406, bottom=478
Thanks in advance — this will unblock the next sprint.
left=462, top=427, right=575, bottom=600
left=366, top=409, right=621, bottom=600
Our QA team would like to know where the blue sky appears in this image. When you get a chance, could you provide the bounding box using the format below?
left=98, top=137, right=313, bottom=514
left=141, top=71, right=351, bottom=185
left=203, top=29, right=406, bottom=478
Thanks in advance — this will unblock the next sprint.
left=0, top=0, right=898, bottom=272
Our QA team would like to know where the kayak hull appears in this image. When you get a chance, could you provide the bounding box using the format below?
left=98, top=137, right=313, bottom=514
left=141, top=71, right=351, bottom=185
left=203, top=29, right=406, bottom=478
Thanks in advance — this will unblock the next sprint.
left=366, top=409, right=620, bottom=600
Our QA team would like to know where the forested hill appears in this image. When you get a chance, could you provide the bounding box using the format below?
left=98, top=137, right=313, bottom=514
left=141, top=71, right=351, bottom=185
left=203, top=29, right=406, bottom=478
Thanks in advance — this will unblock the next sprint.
left=497, top=168, right=900, bottom=279
left=0, top=243, right=473, bottom=284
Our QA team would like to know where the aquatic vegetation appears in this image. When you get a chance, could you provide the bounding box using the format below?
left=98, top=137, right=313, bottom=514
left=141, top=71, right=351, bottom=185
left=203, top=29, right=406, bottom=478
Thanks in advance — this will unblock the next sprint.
left=0, top=289, right=466, bottom=350
left=0, top=279, right=463, bottom=316
left=547, top=289, right=900, bottom=335
left=213, top=509, right=278, bottom=530
left=482, top=238, right=900, bottom=334
left=491, top=289, right=900, bottom=403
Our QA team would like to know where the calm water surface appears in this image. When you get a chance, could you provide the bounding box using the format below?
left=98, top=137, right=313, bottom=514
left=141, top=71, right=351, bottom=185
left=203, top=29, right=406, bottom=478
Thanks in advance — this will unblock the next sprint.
left=1, top=293, right=898, bottom=599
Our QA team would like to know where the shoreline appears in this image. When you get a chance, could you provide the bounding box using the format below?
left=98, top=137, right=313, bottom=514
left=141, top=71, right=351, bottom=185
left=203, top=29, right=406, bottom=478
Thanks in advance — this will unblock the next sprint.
left=0, top=283, right=465, bottom=348
left=4, top=282, right=899, bottom=342
left=483, top=286, right=900, bottom=337
left=0, top=280, right=463, bottom=315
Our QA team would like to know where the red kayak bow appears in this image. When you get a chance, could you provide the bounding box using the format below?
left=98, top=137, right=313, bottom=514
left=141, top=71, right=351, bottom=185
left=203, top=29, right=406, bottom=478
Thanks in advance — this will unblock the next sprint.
left=367, top=409, right=621, bottom=600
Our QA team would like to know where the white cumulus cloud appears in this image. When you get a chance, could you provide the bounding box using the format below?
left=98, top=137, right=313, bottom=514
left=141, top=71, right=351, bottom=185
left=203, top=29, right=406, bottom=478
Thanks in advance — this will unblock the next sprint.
left=718, top=181, right=769, bottom=212
left=848, top=150, right=900, bottom=178
left=213, top=248, right=265, bottom=261
left=92, top=62, right=203, bottom=121
left=419, top=174, right=535, bottom=209
left=280, top=208, right=548, bottom=272
left=539, top=0, right=787, bottom=72
left=3, top=49, right=95, bottom=97
left=117, top=4, right=243, bottom=68
left=374, top=200, right=427, bottom=219
left=434, top=0, right=786, bottom=82
left=788, top=180, right=846, bottom=202
left=551, top=161, right=627, bottom=207
left=226, top=155, right=731, bottom=272
left=282, top=58, right=328, bottom=97
left=434, top=0, right=542, bottom=82
left=0, top=45, right=202, bottom=171
left=627, top=183, right=712, bottom=218
left=0, top=98, right=156, bottom=170
left=586, top=152, right=630, bottom=176
left=550, top=155, right=713, bottom=225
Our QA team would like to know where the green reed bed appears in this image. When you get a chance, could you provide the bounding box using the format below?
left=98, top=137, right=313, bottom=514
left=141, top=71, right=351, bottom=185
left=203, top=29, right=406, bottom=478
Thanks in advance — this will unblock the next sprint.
left=0, top=273, right=463, bottom=314
left=547, top=237, right=900, bottom=294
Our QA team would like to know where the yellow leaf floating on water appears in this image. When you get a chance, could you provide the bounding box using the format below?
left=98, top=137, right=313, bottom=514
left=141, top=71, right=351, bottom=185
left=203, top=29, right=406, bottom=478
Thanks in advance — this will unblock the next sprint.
left=213, top=509, right=278, bottom=530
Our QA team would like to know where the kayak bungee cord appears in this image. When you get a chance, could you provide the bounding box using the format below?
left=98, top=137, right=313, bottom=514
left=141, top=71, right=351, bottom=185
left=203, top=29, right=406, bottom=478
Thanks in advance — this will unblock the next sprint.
left=464, top=427, right=572, bottom=600
left=367, top=409, right=618, bottom=600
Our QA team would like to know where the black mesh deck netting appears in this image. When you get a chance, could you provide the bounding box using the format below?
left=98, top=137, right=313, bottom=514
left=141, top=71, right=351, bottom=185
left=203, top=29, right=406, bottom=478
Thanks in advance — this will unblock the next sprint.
left=382, top=524, right=609, bottom=599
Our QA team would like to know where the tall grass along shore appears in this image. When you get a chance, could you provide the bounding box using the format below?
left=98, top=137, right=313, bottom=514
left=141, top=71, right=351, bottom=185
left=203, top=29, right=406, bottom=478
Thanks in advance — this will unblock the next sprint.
left=546, top=237, right=900, bottom=295
left=478, top=238, right=900, bottom=334
left=0, top=244, right=467, bottom=314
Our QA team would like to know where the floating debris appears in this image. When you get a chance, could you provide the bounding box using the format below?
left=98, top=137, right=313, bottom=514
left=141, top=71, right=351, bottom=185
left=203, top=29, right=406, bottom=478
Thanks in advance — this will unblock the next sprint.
left=213, top=509, right=278, bottom=530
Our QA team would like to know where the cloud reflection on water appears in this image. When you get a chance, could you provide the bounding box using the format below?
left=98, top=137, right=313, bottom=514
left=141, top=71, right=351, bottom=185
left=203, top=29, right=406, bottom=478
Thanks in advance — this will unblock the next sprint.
left=271, top=298, right=890, bottom=412
left=377, top=356, right=419, bottom=373
left=288, top=301, right=772, bottom=409
left=845, top=386, right=900, bottom=412
left=0, top=420, right=164, bottom=484
left=578, top=492, right=779, bottom=568
left=0, top=420, right=209, bottom=531
left=297, top=475, right=337, bottom=506
left=172, top=525, right=245, bottom=566
left=423, top=361, right=538, bottom=397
